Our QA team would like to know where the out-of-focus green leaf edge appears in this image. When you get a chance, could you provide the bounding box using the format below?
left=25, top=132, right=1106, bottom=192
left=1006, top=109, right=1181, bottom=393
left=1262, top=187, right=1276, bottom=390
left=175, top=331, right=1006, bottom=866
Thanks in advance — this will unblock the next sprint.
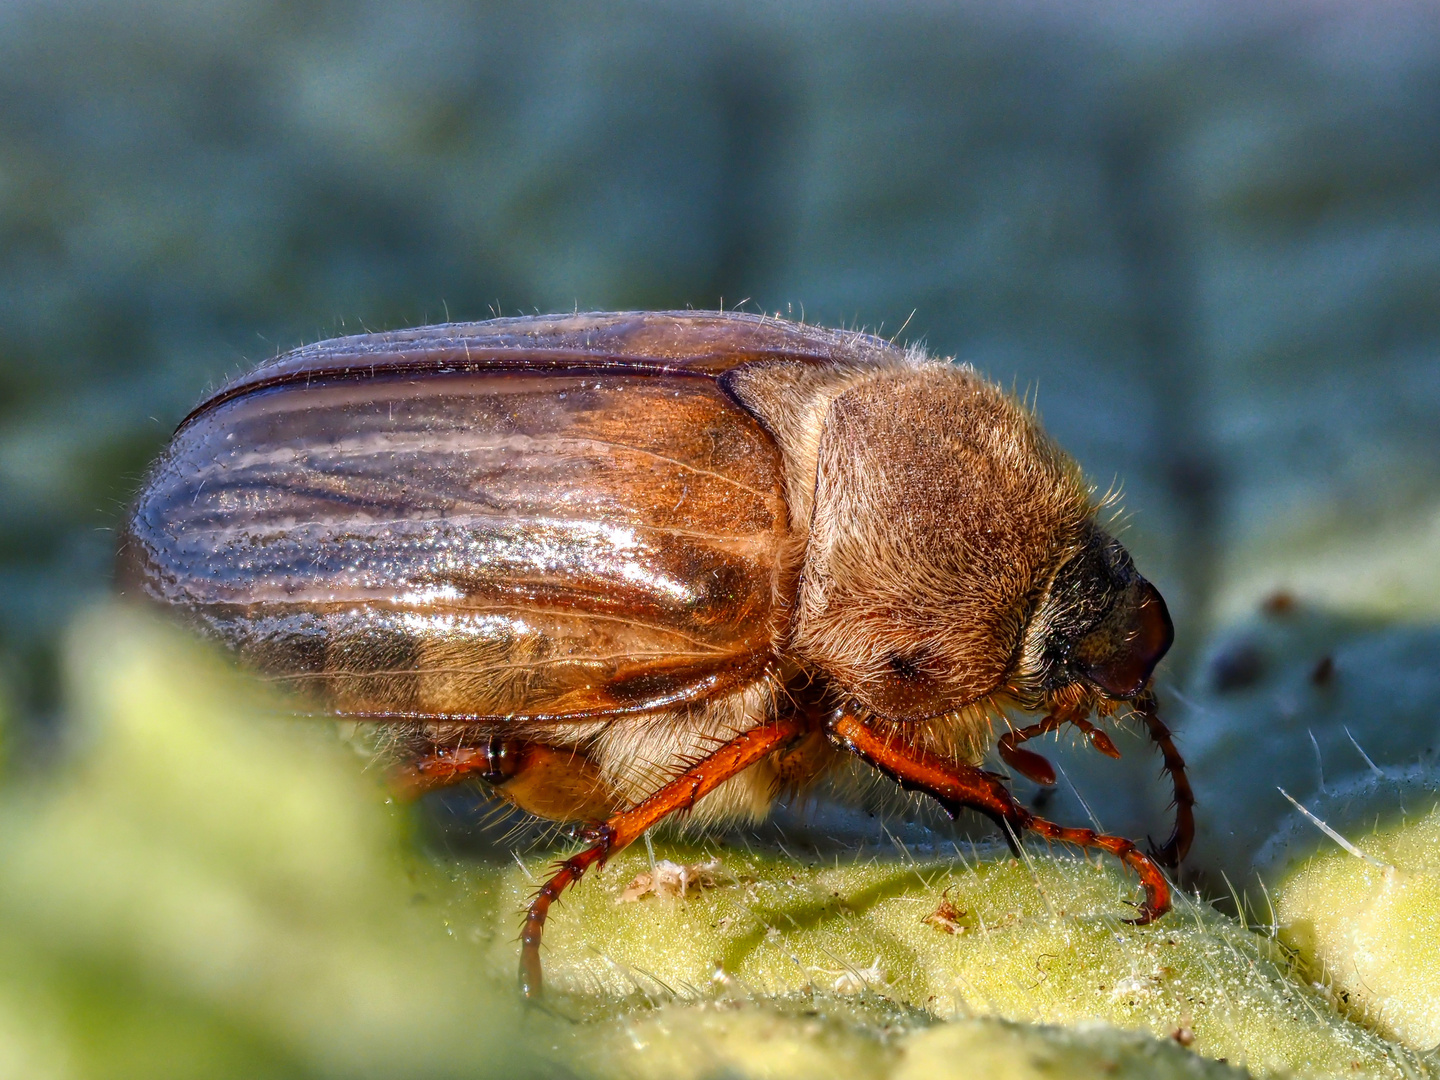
left=0, top=604, right=1430, bottom=1080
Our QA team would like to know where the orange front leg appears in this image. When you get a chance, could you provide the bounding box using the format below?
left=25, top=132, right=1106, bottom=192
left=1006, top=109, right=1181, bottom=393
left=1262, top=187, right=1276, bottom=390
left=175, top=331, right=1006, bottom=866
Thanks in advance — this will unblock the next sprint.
left=518, top=716, right=807, bottom=998
left=828, top=712, right=1171, bottom=924
left=1134, top=693, right=1195, bottom=867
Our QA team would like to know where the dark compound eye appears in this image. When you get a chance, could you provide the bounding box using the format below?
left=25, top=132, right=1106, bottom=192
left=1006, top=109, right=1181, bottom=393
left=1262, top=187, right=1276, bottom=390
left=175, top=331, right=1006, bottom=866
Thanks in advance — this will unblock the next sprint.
left=1073, top=578, right=1173, bottom=697
left=1043, top=529, right=1174, bottom=700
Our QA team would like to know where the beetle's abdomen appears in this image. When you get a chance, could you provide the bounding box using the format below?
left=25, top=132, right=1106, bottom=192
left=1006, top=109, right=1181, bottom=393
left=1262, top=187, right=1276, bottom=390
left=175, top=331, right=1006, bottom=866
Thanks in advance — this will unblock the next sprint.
left=119, top=371, right=790, bottom=721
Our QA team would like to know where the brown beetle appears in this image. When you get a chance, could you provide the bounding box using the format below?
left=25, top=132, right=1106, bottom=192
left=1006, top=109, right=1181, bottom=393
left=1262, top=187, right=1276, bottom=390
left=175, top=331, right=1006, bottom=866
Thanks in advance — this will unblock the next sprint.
left=116, top=311, right=1192, bottom=996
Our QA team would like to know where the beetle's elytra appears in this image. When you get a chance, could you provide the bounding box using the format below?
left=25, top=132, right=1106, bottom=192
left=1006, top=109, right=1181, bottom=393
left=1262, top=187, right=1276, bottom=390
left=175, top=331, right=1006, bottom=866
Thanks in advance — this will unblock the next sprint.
left=117, top=310, right=1191, bottom=996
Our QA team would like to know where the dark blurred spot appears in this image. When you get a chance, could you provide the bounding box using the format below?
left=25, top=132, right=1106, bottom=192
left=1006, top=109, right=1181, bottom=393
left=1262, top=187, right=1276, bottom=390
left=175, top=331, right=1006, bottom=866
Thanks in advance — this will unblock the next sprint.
left=1031, top=786, right=1056, bottom=811
left=1209, top=641, right=1265, bottom=693
left=1262, top=591, right=1296, bottom=616
left=1166, top=455, right=1219, bottom=504
left=1310, top=655, right=1335, bottom=687
left=415, top=785, right=550, bottom=863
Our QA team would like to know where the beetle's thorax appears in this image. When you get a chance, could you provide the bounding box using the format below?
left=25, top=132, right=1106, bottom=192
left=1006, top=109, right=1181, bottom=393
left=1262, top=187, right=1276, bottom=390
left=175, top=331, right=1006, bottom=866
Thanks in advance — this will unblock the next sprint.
left=730, top=357, right=1094, bottom=723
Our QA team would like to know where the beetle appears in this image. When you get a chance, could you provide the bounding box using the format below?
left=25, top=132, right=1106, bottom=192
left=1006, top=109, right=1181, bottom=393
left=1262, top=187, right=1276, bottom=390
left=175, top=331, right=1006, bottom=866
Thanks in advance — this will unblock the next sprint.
left=116, top=310, right=1193, bottom=997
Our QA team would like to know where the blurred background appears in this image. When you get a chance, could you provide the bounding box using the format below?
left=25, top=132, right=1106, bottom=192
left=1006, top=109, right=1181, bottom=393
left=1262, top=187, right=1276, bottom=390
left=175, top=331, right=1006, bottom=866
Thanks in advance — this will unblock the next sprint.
left=2, top=0, right=1439, bottom=876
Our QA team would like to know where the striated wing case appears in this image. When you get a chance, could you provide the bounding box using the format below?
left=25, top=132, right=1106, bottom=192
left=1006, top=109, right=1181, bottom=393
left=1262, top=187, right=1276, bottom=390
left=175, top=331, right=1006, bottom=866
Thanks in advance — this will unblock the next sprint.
left=116, top=312, right=889, bottom=721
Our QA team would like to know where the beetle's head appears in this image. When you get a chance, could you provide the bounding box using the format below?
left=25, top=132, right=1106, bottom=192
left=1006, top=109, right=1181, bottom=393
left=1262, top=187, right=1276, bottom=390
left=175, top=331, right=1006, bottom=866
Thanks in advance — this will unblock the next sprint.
left=789, top=364, right=1158, bottom=723
left=1017, top=526, right=1173, bottom=711
left=785, top=363, right=1172, bottom=724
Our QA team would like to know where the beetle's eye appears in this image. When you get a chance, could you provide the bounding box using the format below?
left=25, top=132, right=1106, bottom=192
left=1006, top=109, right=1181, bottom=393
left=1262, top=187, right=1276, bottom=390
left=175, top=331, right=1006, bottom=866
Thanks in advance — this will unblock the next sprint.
left=1071, top=580, right=1173, bottom=698
left=1043, top=529, right=1174, bottom=700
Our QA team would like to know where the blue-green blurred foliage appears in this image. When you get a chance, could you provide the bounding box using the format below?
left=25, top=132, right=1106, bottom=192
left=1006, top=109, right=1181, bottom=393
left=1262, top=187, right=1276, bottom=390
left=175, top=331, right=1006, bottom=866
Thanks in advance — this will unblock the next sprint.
left=2, top=0, right=1438, bottom=732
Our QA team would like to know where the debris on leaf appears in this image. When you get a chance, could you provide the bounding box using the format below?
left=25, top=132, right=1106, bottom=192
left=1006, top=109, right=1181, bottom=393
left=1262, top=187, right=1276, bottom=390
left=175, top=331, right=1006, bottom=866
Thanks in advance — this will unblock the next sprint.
left=813, top=956, right=891, bottom=995
left=1172, top=1018, right=1195, bottom=1047
left=619, top=858, right=724, bottom=902
left=922, top=889, right=967, bottom=934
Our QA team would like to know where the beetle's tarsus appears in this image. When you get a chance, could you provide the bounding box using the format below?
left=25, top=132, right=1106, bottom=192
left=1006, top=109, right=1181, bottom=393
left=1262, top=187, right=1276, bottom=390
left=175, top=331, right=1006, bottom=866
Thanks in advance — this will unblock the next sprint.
left=1146, top=828, right=1186, bottom=870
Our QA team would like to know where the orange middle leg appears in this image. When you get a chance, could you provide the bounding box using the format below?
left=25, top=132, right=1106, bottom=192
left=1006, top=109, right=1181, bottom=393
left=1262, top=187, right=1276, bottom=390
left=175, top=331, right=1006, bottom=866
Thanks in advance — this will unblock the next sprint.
left=997, top=710, right=1121, bottom=786
left=997, top=697, right=1193, bottom=870
left=828, top=712, right=1170, bottom=924
left=518, top=716, right=807, bottom=998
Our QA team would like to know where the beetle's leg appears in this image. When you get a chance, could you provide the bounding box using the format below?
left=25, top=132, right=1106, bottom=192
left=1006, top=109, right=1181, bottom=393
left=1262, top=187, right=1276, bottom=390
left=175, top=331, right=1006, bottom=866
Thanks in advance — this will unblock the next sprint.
left=828, top=712, right=1170, bottom=924
left=392, top=735, right=520, bottom=796
left=997, top=714, right=1066, bottom=785
left=393, top=738, right=618, bottom=822
left=1133, top=693, right=1195, bottom=868
left=997, top=711, right=1123, bottom=786
left=519, top=716, right=807, bottom=999
left=1063, top=714, right=1122, bottom=760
